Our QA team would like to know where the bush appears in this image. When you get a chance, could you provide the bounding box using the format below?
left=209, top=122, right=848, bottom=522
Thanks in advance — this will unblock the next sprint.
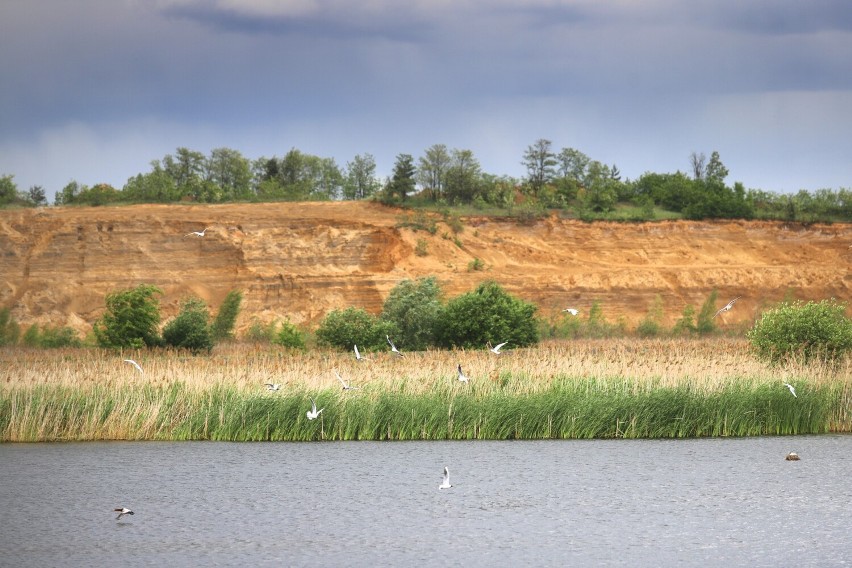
left=381, top=277, right=443, bottom=351
left=272, top=319, right=306, bottom=349
left=696, top=290, right=718, bottom=335
left=211, top=290, right=242, bottom=341
left=244, top=318, right=276, bottom=343
left=94, top=284, right=163, bottom=348
left=672, top=305, right=697, bottom=336
left=0, top=307, right=20, bottom=346
left=436, top=281, right=538, bottom=349
left=636, top=295, right=664, bottom=337
left=315, top=307, right=398, bottom=351
left=162, top=297, right=213, bottom=353
left=22, top=323, right=82, bottom=348
left=747, top=299, right=852, bottom=363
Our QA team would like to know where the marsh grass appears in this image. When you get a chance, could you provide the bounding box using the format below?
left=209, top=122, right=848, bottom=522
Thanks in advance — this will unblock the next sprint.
left=1, top=339, right=849, bottom=441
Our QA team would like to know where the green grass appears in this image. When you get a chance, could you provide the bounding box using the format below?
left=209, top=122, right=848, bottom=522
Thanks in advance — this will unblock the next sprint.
left=1, top=376, right=845, bottom=442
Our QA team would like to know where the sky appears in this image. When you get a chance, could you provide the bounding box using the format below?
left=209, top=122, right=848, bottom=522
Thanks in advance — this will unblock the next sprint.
left=1, top=0, right=851, bottom=201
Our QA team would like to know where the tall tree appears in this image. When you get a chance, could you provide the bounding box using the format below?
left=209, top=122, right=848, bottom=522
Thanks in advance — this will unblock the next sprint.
left=163, top=147, right=205, bottom=189
left=557, top=147, right=590, bottom=181
left=343, top=153, right=379, bottom=200
left=204, top=147, right=252, bottom=200
left=444, top=149, right=482, bottom=204
left=705, top=151, right=729, bottom=185
left=27, top=185, right=46, bottom=206
left=0, top=175, right=18, bottom=205
left=417, top=144, right=451, bottom=201
left=523, top=139, right=557, bottom=195
left=387, top=153, right=416, bottom=201
left=689, top=152, right=706, bottom=181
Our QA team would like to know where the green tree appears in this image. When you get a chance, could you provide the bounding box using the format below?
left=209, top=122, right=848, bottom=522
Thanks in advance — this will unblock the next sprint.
left=672, top=304, right=697, bottom=336
left=436, top=281, right=538, bottom=349
left=0, top=174, right=17, bottom=205
left=386, top=153, right=416, bottom=202
left=705, top=151, right=729, bottom=185
left=122, top=164, right=179, bottom=203
left=417, top=144, right=451, bottom=201
left=211, top=290, right=243, bottom=341
left=27, top=185, right=46, bottom=206
left=0, top=307, right=20, bottom=346
left=748, top=299, right=852, bottom=363
left=343, top=153, right=380, bottom=200
left=696, top=290, right=718, bottom=334
left=381, top=276, right=444, bottom=351
left=315, top=307, right=397, bottom=351
left=636, top=295, right=664, bottom=337
left=162, top=297, right=213, bottom=353
left=522, top=139, right=557, bottom=195
left=94, top=284, right=163, bottom=348
left=204, top=147, right=252, bottom=200
left=55, top=180, right=85, bottom=206
left=272, top=319, right=306, bottom=349
left=444, top=149, right=482, bottom=204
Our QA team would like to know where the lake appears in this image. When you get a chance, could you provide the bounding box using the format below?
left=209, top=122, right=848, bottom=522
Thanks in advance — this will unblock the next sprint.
left=0, top=436, right=850, bottom=567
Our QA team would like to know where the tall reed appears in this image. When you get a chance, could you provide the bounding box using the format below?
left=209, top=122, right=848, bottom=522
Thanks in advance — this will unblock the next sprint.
left=1, top=339, right=849, bottom=441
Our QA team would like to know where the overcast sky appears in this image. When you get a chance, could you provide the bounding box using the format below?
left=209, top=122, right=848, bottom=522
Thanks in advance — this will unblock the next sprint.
left=1, top=0, right=850, bottom=200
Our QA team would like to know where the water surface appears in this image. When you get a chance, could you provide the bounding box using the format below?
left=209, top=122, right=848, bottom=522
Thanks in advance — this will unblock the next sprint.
left=1, top=436, right=850, bottom=567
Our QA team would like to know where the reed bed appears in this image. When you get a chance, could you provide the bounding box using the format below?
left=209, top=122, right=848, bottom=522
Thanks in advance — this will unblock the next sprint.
left=1, top=338, right=849, bottom=442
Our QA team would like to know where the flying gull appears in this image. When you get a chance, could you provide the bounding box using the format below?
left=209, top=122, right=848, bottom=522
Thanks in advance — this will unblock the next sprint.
left=123, top=359, right=143, bottom=374
left=784, top=383, right=797, bottom=398
left=306, top=398, right=324, bottom=420
left=563, top=308, right=579, bottom=316
left=334, top=370, right=360, bottom=390
left=713, top=296, right=741, bottom=319
left=265, top=383, right=281, bottom=392
left=353, top=344, right=368, bottom=361
left=386, top=335, right=404, bottom=357
left=489, top=341, right=508, bottom=355
left=185, top=227, right=211, bottom=237
left=114, top=508, right=134, bottom=520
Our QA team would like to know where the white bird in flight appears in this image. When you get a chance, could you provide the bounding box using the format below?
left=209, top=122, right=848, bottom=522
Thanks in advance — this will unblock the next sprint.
left=265, top=383, right=281, bottom=392
left=123, top=359, right=143, bottom=374
left=353, top=344, right=368, bottom=361
left=457, top=364, right=470, bottom=383
left=306, top=398, right=324, bottom=420
left=784, top=383, right=797, bottom=398
left=114, top=507, right=134, bottom=520
left=490, top=341, right=508, bottom=355
left=185, top=227, right=210, bottom=237
left=439, top=467, right=453, bottom=490
left=713, top=296, right=741, bottom=319
left=334, top=370, right=360, bottom=390
left=563, top=308, right=579, bottom=316
left=386, top=335, right=404, bottom=357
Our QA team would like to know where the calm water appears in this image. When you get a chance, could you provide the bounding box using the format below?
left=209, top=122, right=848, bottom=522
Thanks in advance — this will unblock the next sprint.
left=0, top=436, right=850, bottom=567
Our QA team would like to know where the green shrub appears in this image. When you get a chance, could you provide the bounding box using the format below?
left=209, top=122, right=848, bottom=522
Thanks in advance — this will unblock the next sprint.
left=696, top=290, right=718, bottom=334
left=94, top=284, right=163, bottom=348
left=244, top=318, right=276, bottom=343
left=315, top=307, right=398, bottom=351
left=162, top=297, right=213, bottom=353
left=414, top=238, right=429, bottom=257
left=467, top=257, right=485, bottom=271
left=747, top=299, right=852, bottom=363
left=0, top=308, right=20, bottom=346
left=211, top=290, right=243, bottom=341
left=381, top=277, right=444, bottom=351
left=672, top=305, right=697, bottom=336
left=436, top=280, right=538, bottom=349
left=272, top=320, right=306, bottom=349
left=636, top=295, right=664, bottom=338
left=22, top=324, right=82, bottom=348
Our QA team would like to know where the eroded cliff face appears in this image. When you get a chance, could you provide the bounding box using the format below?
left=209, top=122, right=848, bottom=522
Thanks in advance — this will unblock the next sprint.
left=1, top=201, right=850, bottom=334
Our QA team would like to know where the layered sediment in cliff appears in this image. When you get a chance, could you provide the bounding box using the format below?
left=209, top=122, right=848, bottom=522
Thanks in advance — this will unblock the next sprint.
left=1, top=201, right=849, bottom=334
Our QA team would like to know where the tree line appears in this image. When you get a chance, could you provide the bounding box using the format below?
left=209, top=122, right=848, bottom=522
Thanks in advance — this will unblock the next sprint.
left=1, top=141, right=850, bottom=222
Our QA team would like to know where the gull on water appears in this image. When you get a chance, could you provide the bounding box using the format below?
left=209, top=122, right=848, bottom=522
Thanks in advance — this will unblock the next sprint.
left=354, top=344, right=368, bottom=361
left=386, top=335, right=404, bottom=357
left=784, top=383, right=797, bottom=398
left=123, top=359, right=143, bottom=374
left=185, top=227, right=211, bottom=237
left=489, top=341, right=508, bottom=355
left=334, top=370, right=360, bottom=390
left=713, top=296, right=741, bottom=319
left=563, top=308, right=579, bottom=316
left=114, top=508, right=134, bottom=520
left=457, top=364, right=470, bottom=383
left=306, top=397, right=324, bottom=420
left=439, top=467, right=453, bottom=490
left=265, top=383, right=281, bottom=392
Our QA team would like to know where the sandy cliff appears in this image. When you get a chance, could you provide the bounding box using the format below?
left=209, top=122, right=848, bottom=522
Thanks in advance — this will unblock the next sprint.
left=1, top=201, right=850, bottom=334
